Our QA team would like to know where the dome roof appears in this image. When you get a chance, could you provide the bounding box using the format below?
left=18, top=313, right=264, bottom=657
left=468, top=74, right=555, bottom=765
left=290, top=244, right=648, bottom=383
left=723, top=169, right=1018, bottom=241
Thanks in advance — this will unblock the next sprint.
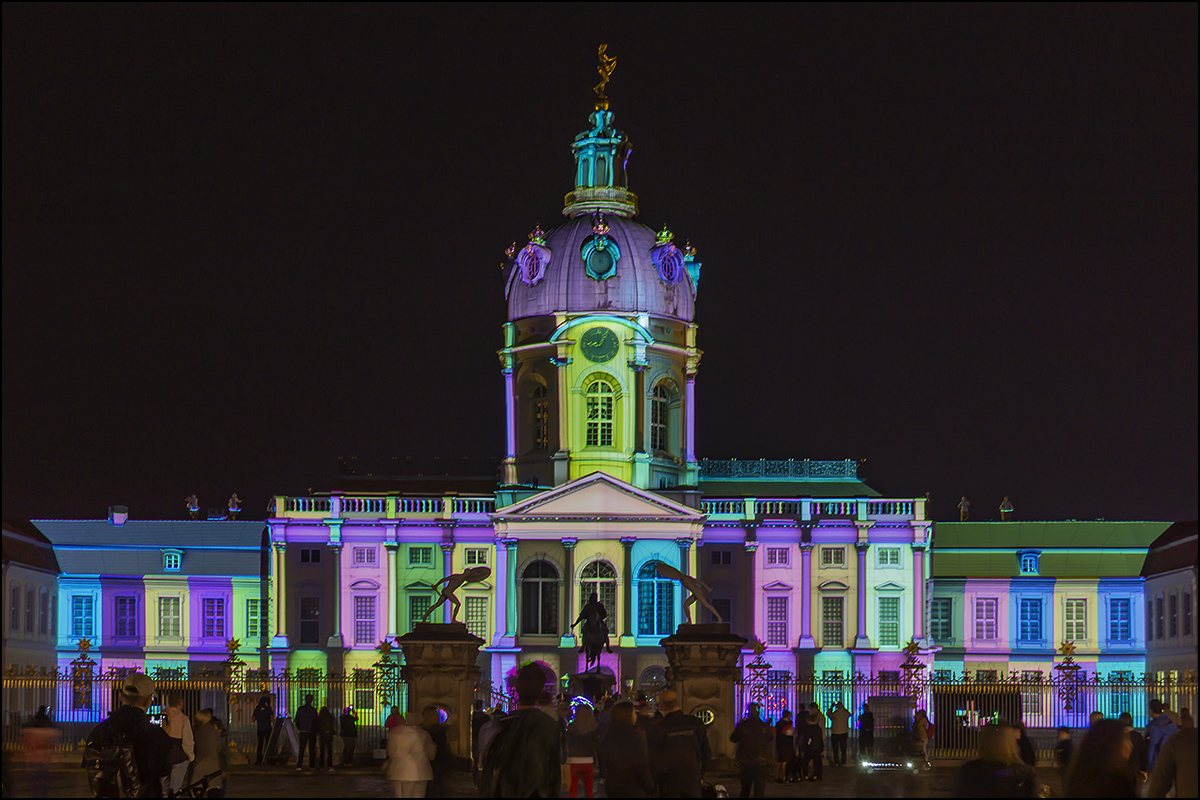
left=505, top=214, right=696, bottom=322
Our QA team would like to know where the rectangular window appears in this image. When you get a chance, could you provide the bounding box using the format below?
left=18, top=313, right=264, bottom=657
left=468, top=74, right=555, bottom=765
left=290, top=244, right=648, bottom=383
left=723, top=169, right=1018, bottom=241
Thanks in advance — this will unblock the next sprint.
left=712, top=598, right=732, bottom=625
left=1065, top=598, right=1087, bottom=641
left=300, top=597, right=320, bottom=644
left=820, top=547, right=845, bottom=567
left=465, top=548, right=488, bottom=566
left=409, top=547, right=433, bottom=566
left=159, top=597, right=181, bottom=638
left=878, top=596, right=900, bottom=646
left=465, top=596, right=488, bottom=640
left=1018, top=598, right=1042, bottom=642
left=586, top=390, right=614, bottom=447
left=202, top=598, right=226, bottom=638
left=1185, top=592, right=1193, bottom=637
left=39, top=591, right=49, bottom=635
left=710, top=549, right=732, bottom=566
left=353, top=669, right=375, bottom=712
left=976, top=670, right=999, bottom=683
left=974, top=598, right=998, bottom=640
left=930, top=597, right=953, bottom=641
left=1169, top=594, right=1178, bottom=638
left=300, top=548, right=321, bottom=564
left=72, top=595, right=94, bottom=638
left=247, top=598, right=261, bottom=639
left=932, top=669, right=955, bottom=683
left=10, top=585, right=20, bottom=632
left=354, top=596, right=376, bottom=645
left=25, top=589, right=35, bottom=632
left=821, top=596, right=844, bottom=648
left=1020, top=553, right=1039, bottom=575
left=1155, top=596, right=1164, bottom=639
left=409, top=595, right=431, bottom=630
left=877, top=548, right=901, bottom=567
left=163, top=552, right=181, bottom=572
left=115, top=596, right=138, bottom=638
left=1109, top=598, right=1131, bottom=642
left=766, top=548, right=789, bottom=566
left=1020, top=670, right=1045, bottom=717
left=353, top=547, right=376, bottom=565
left=766, top=597, right=787, bottom=646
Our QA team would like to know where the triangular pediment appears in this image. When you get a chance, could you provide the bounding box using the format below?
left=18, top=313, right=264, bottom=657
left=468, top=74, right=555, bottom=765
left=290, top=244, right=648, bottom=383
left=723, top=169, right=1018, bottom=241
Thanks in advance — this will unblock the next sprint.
left=405, top=580, right=436, bottom=591
left=762, top=581, right=793, bottom=591
left=496, top=472, right=704, bottom=520
left=875, top=581, right=905, bottom=592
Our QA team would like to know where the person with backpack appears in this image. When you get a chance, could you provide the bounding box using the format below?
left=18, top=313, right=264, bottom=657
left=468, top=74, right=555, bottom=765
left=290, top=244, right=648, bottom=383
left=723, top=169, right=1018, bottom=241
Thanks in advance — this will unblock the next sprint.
left=730, top=703, right=775, bottom=797
left=162, top=695, right=194, bottom=795
left=646, top=689, right=710, bottom=797
left=479, top=663, right=565, bottom=797
left=82, top=672, right=173, bottom=798
left=293, top=695, right=318, bottom=771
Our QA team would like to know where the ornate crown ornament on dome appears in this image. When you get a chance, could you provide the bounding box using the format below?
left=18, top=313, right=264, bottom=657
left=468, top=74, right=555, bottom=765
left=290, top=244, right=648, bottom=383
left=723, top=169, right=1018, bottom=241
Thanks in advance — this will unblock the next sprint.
left=580, top=216, right=621, bottom=281
left=590, top=211, right=610, bottom=236
left=528, top=225, right=547, bottom=246
left=655, top=225, right=674, bottom=244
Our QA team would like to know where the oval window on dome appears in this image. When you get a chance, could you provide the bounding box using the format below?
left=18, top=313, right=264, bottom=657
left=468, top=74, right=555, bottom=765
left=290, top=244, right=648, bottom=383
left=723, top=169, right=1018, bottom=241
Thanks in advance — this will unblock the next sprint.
left=581, top=234, right=620, bottom=280
left=652, top=244, right=685, bottom=284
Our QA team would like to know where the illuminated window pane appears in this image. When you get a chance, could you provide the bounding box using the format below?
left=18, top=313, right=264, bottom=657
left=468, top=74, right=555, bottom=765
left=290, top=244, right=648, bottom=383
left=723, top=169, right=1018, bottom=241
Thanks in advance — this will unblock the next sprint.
left=465, top=596, right=488, bottom=640
left=72, top=595, right=94, bottom=638
left=879, top=596, right=900, bottom=646
left=651, top=385, right=669, bottom=452
left=247, top=598, right=261, bottom=639
left=202, top=598, right=226, bottom=638
left=974, top=598, right=998, bottom=640
left=1018, top=598, right=1041, bottom=642
left=930, top=598, right=953, bottom=641
left=159, top=597, right=181, bottom=638
left=821, top=596, right=843, bottom=648
left=354, top=596, right=375, bottom=645
left=1065, top=599, right=1087, bottom=641
left=521, top=560, right=559, bottom=635
left=1109, top=598, right=1131, bottom=641
left=767, top=597, right=787, bottom=646
left=637, top=561, right=674, bottom=636
left=115, top=596, right=137, bottom=638
left=586, top=381, right=614, bottom=447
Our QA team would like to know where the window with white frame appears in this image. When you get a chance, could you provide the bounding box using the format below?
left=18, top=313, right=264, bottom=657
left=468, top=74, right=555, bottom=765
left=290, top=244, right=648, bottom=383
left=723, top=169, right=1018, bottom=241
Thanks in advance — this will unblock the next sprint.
left=930, top=597, right=953, bottom=641
left=354, top=596, right=376, bottom=645
left=39, top=589, right=49, bottom=635
left=1109, top=598, right=1131, bottom=642
left=163, top=551, right=181, bottom=572
left=585, top=380, right=615, bottom=447
left=1155, top=596, right=1164, bottom=640
left=465, top=548, right=488, bottom=566
left=114, top=596, right=137, bottom=638
left=1019, top=552, right=1040, bottom=575
left=353, top=547, right=376, bottom=565
left=9, top=585, right=19, bottom=632
left=766, top=596, right=787, bottom=646
left=820, top=547, right=845, bottom=567
left=878, top=596, right=901, bottom=646
left=465, top=596, right=488, bottom=640
left=1185, top=591, right=1193, bottom=637
left=765, top=547, right=789, bottom=567
left=25, top=588, right=35, bottom=633
left=877, top=548, right=901, bottom=567
left=651, top=384, right=670, bottom=452
left=202, top=598, right=226, bottom=638
left=580, top=560, right=617, bottom=618
left=1065, top=599, right=1087, bottom=641
left=246, top=598, right=261, bottom=639
left=974, top=598, right=998, bottom=640
left=1018, top=598, right=1042, bottom=642
left=159, top=597, right=181, bottom=637
left=821, top=596, right=844, bottom=648
left=1169, top=594, right=1178, bottom=638
left=409, top=546, right=433, bottom=566
left=72, top=595, right=94, bottom=638
left=1020, top=671, right=1044, bottom=717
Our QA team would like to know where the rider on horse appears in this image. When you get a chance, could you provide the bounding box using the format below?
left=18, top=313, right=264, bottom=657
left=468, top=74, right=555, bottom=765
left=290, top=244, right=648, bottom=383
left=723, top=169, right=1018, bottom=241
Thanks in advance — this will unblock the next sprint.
left=573, top=592, right=613, bottom=665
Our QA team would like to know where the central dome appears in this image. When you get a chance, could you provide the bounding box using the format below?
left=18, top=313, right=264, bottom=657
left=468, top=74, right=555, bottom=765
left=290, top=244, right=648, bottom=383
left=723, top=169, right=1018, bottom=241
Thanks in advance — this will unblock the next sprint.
left=506, top=214, right=696, bottom=322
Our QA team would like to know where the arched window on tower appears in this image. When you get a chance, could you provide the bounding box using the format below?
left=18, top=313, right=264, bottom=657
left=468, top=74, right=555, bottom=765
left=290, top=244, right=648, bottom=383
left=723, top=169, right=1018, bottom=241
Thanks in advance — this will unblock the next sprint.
left=637, top=560, right=675, bottom=636
left=580, top=560, right=617, bottom=618
left=578, top=159, right=589, bottom=187
left=596, top=157, right=607, bottom=186
left=651, top=384, right=670, bottom=453
left=532, top=384, right=549, bottom=451
left=586, top=380, right=614, bottom=447
left=520, top=560, right=559, bottom=636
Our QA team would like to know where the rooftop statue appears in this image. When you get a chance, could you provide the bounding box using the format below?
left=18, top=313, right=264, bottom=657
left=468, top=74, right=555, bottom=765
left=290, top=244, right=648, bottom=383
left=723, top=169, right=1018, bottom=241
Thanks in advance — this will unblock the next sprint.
left=594, top=44, right=617, bottom=109
left=655, top=561, right=724, bottom=625
left=421, top=566, right=491, bottom=625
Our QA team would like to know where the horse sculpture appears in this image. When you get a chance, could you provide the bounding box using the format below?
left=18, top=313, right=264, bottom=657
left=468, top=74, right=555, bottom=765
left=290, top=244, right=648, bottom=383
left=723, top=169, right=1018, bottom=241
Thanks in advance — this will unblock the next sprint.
left=573, top=592, right=612, bottom=673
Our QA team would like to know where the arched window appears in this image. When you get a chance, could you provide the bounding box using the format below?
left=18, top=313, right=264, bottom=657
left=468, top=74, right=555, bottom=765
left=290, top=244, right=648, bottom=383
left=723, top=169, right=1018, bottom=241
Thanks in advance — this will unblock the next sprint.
left=580, top=561, right=617, bottom=618
left=521, top=560, right=559, bottom=635
left=532, top=384, right=549, bottom=451
left=637, top=560, right=675, bottom=636
left=586, top=380, right=614, bottom=447
left=651, top=384, right=670, bottom=452
left=596, top=157, right=607, bottom=186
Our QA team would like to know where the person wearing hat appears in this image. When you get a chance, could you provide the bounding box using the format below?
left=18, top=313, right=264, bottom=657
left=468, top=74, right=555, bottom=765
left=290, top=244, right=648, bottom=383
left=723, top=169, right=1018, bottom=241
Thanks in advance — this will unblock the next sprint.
left=88, top=672, right=173, bottom=797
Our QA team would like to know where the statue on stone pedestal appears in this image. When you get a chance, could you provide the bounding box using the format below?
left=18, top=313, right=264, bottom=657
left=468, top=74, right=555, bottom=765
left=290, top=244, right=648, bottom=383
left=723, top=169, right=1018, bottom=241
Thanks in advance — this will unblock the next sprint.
left=420, top=566, right=491, bottom=624
left=573, top=592, right=613, bottom=672
left=655, top=561, right=723, bottom=625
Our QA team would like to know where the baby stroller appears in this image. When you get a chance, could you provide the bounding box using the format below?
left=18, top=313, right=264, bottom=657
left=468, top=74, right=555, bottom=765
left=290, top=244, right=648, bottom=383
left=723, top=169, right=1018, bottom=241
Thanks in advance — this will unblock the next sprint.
left=175, top=769, right=225, bottom=798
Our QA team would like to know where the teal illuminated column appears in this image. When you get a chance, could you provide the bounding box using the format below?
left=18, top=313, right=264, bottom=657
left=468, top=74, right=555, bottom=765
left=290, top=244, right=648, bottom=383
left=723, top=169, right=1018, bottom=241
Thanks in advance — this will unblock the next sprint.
left=561, top=539, right=577, bottom=646
left=798, top=543, right=815, bottom=648
left=620, top=537, right=635, bottom=644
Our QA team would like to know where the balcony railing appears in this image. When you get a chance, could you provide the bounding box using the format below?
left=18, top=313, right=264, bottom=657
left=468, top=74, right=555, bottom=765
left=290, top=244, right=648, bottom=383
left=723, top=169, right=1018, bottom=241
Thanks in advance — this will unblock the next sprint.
left=700, top=497, right=923, bottom=521
left=699, top=458, right=858, bottom=480
left=274, top=494, right=495, bottom=520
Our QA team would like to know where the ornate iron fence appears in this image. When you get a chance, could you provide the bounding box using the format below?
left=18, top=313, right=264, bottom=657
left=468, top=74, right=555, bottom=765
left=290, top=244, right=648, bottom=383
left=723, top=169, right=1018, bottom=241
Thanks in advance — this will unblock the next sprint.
left=733, top=673, right=1197, bottom=762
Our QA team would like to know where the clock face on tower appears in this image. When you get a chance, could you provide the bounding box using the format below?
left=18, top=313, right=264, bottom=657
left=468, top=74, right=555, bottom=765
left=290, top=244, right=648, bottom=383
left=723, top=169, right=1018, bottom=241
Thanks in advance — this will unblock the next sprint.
left=579, top=327, right=619, bottom=363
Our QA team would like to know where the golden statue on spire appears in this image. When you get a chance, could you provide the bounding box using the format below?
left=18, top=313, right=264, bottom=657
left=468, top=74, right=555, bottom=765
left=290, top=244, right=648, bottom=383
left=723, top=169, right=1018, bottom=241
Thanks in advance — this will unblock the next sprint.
left=593, top=44, right=617, bottom=110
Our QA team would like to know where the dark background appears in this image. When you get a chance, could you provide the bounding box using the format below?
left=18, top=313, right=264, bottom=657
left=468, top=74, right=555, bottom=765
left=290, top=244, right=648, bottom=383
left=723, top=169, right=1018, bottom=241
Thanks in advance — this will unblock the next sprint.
left=3, top=4, right=1196, bottom=522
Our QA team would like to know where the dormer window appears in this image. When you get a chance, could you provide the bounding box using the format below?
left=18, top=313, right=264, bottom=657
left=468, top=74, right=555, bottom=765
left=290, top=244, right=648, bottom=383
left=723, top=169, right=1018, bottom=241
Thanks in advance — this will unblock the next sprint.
left=163, top=550, right=182, bottom=572
left=1018, top=551, right=1040, bottom=575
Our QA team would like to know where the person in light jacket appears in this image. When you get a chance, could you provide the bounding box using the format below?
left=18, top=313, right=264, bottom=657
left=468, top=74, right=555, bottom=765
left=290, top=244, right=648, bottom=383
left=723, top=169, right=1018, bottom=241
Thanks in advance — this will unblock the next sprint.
left=191, top=709, right=229, bottom=797
left=387, top=712, right=437, bottom=798
left=163, top=694, right=195, bottom=795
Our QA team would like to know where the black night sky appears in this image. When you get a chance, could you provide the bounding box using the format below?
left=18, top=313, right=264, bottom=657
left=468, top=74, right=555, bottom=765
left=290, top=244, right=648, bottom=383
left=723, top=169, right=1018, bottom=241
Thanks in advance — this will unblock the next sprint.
left=3, top=4, right=1196, bottom=523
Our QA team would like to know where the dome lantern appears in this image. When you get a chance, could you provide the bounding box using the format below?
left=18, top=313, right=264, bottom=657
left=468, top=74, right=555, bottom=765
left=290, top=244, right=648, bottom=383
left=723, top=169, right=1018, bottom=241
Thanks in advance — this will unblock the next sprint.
left=564, top=46, right=638, bottom=219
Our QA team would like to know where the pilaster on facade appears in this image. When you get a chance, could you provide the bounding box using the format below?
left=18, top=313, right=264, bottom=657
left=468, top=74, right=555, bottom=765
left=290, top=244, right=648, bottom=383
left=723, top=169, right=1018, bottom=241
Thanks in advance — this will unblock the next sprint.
left=270, top=542, right=289, bottom=649
left=385, top=542, right=399, bottom=640
left=854, top=542, right=873, bottom=650
left=798, top=542, right=816, bottom=649
left=560, top=539, right=578, bottom=648
left=440, top=542, right=456, bottom=624
left=326, top=544, right=344, bottom=649
left=619, top=537, right=636, bottom=646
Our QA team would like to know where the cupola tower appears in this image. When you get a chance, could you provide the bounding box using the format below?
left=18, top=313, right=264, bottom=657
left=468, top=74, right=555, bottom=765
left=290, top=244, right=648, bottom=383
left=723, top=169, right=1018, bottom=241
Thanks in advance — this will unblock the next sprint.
left=499, top=47, right=703, bottom=492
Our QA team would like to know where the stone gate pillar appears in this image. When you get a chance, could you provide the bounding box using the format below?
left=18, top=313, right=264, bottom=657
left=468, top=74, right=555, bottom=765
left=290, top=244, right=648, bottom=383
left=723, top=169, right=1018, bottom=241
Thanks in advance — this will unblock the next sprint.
left=398, top=622, right=484, bottom=761
left=661, top=623, right=747, bottom=766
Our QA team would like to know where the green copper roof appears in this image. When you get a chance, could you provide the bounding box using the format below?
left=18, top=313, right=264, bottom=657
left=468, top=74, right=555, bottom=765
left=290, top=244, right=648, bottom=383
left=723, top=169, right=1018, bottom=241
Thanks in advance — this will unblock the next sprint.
left=931, top=521, right=1171, bottom=578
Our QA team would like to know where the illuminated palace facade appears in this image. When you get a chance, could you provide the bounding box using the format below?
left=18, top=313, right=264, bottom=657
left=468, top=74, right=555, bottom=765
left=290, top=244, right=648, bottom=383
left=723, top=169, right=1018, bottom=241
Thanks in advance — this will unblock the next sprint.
left=259, top=100, right=937, bottom=693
